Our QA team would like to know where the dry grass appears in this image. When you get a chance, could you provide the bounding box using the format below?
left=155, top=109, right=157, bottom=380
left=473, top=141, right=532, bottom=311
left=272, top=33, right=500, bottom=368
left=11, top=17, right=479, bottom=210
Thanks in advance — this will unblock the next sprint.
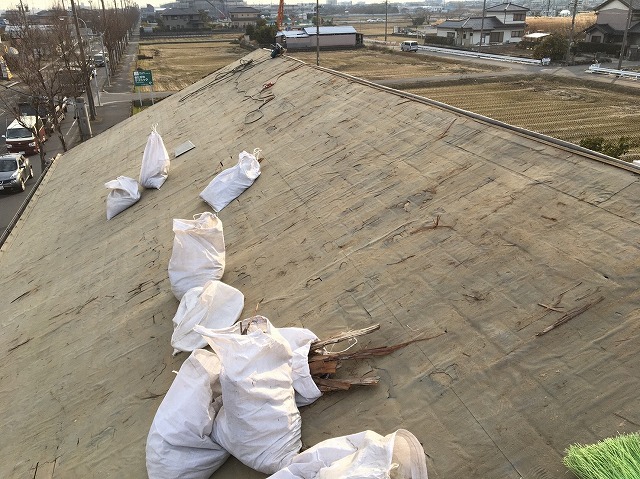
left=135, top=39, right=248, bottom=91
left=526, top=13, right=596, bottom=37
left=289, top=48, right=499, bottom=80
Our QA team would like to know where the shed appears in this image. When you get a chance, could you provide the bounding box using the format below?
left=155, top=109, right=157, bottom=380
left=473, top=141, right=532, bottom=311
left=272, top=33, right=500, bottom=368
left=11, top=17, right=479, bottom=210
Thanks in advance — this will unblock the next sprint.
left=276, top=26, right=363, bottom=50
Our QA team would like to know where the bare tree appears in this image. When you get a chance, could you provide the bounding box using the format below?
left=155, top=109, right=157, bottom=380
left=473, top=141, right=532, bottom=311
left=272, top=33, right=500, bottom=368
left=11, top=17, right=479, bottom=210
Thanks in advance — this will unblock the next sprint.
left=3, top=6, right=85, bottom=161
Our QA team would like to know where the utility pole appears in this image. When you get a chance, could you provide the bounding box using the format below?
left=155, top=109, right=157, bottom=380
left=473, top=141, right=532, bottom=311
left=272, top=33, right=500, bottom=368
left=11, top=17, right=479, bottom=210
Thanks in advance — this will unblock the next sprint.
left=617, top=0, right=633, bottom=70
left=564, top=0, right=579, bottom=65
left=70, top=0, right=96, bottom=120
left=385, top=0, right=388, bottom=42
left=316, top=0, right=320, bottom=66
left=478, top=0, right=486, bottom=52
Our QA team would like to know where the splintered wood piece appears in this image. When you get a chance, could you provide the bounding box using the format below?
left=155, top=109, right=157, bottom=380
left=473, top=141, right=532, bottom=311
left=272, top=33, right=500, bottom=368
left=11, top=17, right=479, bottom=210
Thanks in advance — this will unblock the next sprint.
left=309, top=359, right=339, bottom=375
left=311, top=324, right=381, bottom=350
left=314, top=376, right=380, bottom=392
left=317, top=330, right=447, bottom=362
left=536, top=296, right=604, bottom=336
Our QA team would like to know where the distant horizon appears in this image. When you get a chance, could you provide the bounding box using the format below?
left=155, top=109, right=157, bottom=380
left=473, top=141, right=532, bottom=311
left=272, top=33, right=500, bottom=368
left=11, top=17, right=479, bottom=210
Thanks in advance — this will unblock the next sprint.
left=0, top=0, right=444, bottom=14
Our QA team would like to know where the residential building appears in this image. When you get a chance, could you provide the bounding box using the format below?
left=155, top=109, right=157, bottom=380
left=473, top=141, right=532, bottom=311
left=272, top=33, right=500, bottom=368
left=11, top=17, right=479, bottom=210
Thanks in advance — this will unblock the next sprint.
left=229, top=6, right=261, bottom=28
left=160, top=8, right=208, bottom=30
left=436, top=2, right=528, bottom=46
left=584, top=0, right=640, bottom=46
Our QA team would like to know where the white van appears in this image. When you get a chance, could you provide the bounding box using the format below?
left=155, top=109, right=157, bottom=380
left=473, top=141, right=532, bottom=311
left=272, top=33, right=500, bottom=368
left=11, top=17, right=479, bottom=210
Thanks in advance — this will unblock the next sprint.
left=400, top=41, right=419, bottom=52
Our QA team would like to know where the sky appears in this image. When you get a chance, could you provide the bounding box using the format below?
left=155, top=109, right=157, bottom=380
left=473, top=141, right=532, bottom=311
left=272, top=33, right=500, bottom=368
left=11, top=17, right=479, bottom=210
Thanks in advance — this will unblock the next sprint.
left=1, top=0, right=397, bottom=14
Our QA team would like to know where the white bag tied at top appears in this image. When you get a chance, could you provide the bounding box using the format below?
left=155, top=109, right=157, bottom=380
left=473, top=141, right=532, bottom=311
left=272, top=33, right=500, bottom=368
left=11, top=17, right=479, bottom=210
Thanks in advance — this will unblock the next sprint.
left=104, top=176, right=140, bottom=220
left=168, top=212, right=226, bottom=300
left=146, top=349, right=229, bottom=479
left=170, top=280, right=244, bottom=356
left=278, top=327, right=322, bottom=407
left=267, top=429, right=429, bottom=479
left=140, top=124, right=170, bottom=189
left=193, top=316, right=302, bottom=474
left=200, top=148, right=261, bottom=212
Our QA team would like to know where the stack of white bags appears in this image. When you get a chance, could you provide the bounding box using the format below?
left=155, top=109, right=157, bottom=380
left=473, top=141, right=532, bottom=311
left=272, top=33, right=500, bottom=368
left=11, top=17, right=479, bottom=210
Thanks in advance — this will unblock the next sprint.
left=146, top=318, right=428, bottom=478
left=143, top=140, right=428, bottom=477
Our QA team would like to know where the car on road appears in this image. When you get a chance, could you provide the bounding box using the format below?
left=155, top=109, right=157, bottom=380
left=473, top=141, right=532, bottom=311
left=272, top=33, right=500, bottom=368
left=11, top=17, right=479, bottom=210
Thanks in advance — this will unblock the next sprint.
left=0, top=153, right=33, bottom=193
left=400, top=41, right=419, bottom=52
left=93, top=53, right=108, bottom=67
left=3, top=116, right=47, bottom=155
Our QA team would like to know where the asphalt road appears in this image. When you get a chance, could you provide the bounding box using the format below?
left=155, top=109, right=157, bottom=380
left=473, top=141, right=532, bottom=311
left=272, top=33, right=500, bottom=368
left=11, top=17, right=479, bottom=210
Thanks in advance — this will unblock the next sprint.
left=0, top=64, right=113, bottom=236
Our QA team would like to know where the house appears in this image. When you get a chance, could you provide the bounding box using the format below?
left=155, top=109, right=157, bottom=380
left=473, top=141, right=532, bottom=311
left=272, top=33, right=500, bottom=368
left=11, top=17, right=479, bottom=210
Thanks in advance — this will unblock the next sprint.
left=229, top=6, right=261, bottom=29
left=160, top=8, right=208, bottom=30
left=1, top=48, right=640, bottom=479
left=275, top=25, right=364, bottom=49
left=584, top=0, right=640, bottom=46
left=436, top=2, right=528, bottom=46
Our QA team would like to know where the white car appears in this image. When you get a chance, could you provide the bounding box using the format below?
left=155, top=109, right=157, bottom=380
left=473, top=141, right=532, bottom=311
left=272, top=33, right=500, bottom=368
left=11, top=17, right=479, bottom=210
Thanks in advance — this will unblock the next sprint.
left=400, top=41, right=419, bottom=52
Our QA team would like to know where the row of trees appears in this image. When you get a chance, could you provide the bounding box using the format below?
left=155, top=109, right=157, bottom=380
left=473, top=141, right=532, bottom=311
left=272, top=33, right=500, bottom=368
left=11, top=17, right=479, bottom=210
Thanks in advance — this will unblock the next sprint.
left=1, top=0, right=138, bottom=166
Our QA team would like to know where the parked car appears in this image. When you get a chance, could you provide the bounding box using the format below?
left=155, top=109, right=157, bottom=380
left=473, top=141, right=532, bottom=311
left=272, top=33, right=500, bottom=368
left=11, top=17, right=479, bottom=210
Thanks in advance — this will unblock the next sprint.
left=18, top=98, right=66, bottom=134
left=0, top=153, right=33, bottom=193
left=93, top=53, right=108, bottom=67
left=400, top=41, right=419, bottom=52
left=3, top=116, right=47, bottom=155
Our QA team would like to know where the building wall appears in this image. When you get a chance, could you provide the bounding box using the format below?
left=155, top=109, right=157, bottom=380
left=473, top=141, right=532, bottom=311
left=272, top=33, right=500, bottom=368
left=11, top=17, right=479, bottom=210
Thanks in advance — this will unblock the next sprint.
left=277, top=33, right=357, bottom=49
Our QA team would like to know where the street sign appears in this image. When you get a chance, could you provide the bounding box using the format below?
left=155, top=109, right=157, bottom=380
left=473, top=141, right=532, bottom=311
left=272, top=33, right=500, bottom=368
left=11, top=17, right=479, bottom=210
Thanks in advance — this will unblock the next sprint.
left=133, top=70, right=153, bottom=86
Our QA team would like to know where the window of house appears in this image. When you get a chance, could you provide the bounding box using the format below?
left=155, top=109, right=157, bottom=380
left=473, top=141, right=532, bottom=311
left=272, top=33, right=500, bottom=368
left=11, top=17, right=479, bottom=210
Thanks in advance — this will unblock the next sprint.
left=511, top=30, right=523, bottom=37
left=591, top=35, right=602, bottom=43
left=512, top=13, right=525, bottom=21
left=447, top=32, right=455, bottom=38
left=489, top=31, right=504, bottom=43
left=463, top=33, right=467, bottom=39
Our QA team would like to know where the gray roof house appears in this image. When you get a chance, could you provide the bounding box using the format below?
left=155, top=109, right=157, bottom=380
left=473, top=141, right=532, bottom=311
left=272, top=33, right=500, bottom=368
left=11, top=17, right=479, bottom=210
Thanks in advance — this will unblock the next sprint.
left=1, top=49, right=639, bottom=479
left=437, top=2, right=529, bottom=46
left=584, top=0, right=640, bottom=48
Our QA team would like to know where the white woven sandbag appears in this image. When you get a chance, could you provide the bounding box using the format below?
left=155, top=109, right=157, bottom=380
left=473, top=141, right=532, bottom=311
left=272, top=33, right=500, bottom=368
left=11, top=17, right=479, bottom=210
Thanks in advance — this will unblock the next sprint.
left=105, top=176, right=141, bottom=220
left=194, top=316, right=301, bottom=474
left=146, top=349, right=229, bottom=479
left=168, top=212, right=225, bottom=300
left=171, top=280, right=244, bottom=356
left=200, top=149, right=261, bottom=212
left=140, top=124, right=170, bottom=189
left=267, top=429, right=428, bottom=479
left=278, top=328, right=322, bottom=407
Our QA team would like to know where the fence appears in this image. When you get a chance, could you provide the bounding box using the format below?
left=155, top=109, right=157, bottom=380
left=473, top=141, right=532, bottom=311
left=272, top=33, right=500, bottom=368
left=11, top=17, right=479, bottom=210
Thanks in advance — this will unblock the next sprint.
left=586, top=64, right=640, bottom=80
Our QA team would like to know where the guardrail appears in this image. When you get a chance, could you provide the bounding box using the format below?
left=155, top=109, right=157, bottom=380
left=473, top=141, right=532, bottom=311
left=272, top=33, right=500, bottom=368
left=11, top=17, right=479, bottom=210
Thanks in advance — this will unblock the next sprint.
left=417, top=45, right=544, bottom=65
left=585, top=64, right=640, bottom=80
left=364, top=39, right=544, bottom=65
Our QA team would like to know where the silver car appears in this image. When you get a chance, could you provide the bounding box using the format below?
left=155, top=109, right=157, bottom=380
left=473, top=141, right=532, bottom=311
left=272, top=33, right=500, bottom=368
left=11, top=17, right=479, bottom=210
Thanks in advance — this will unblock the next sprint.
left=0, top=154, right=33, bottom=193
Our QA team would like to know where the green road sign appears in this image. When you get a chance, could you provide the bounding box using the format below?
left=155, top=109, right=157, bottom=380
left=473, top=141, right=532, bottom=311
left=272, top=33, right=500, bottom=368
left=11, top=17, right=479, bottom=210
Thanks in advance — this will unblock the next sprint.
left=133, top=70, right=153, bottom=86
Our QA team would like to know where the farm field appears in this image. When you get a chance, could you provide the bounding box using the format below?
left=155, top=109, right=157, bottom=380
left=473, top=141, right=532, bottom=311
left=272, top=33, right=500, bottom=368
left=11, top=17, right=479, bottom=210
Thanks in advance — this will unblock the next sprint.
left=133, top=38, right=639, bottom=158
left=404, top=78, right=640, bottom=157
left=289, top=49, right=498, bottom=79
left=136, top=39, right=247, bottom=91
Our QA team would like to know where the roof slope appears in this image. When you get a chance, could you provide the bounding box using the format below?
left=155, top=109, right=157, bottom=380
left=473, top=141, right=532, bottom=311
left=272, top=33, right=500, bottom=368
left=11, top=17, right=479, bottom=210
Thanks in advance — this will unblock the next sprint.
left=1, top=49, right=639, bottom=478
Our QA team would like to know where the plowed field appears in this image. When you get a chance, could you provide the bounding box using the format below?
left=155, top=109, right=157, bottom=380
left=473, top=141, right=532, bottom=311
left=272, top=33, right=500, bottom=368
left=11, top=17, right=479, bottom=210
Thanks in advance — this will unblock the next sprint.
left=405, top=78, right=640, bottom=158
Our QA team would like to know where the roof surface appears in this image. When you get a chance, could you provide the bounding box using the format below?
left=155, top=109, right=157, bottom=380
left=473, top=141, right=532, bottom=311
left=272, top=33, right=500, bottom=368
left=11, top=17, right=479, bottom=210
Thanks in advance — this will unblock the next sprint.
left=1, top=49, right=640, bottom=479
left=439, top=17, right=505, bottom=29
left=303, top=26, right=357, bottom=35
left=486, top=2, right=530, bottom=11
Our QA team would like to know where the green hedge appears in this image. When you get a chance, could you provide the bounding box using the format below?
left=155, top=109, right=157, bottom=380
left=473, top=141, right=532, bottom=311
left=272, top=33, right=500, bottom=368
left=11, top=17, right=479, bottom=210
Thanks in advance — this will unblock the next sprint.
left=577, top=41, right=621, bottom=55
left=424, top=35, right=454, bottom=46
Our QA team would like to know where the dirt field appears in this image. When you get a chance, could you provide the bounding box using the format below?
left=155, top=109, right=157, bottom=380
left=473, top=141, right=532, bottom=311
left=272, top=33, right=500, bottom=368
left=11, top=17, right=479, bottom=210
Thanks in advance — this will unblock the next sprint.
left=132, top=38, right=639, bottom=158
left=136, top=39, right=246, bottom=91
left=405, top=77, right=640, bottom=154
left=290, top=48, right=500, bottom=79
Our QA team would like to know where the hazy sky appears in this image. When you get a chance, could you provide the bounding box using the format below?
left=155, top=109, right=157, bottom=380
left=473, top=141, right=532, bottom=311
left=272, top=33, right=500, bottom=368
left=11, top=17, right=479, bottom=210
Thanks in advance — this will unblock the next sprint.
left=1, top=0, right=382, bottom=14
